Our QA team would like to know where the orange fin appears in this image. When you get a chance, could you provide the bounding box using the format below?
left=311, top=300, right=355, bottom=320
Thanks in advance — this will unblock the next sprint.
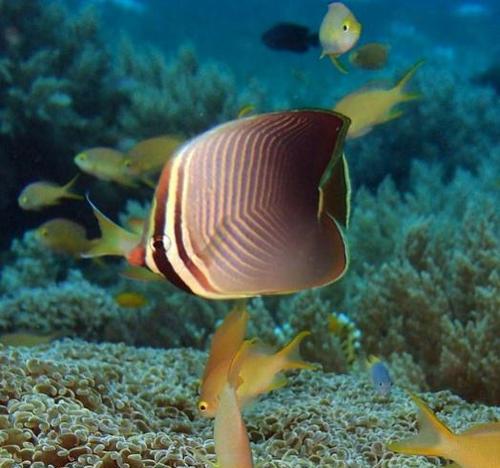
left=388, top=393, right=454, bottom=457
left=202, top=304, right=249, bottom=384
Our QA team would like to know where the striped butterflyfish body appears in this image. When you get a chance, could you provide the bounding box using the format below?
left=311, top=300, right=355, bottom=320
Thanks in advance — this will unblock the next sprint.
left=140, top=109, right=351, bottom=299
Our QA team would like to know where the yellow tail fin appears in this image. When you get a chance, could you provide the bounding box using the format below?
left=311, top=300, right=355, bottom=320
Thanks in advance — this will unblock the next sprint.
left=388, top=393, right=454, bottom=457
left=84, top=197, right=140, bottom=258
left=62, top=175, right=83, bottom=200
left=396, top=59, right=425, bottom=97
left=278, top=331, right=319, bottom=371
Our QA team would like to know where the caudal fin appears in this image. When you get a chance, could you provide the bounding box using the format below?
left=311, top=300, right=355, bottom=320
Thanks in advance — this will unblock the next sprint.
left=62, top=175, right=83, bottom=200
left=395, top=59, right=424, bottom=98
left=84, top=196, right=140, bottom=258
left=278, top=331, right=319, bottom=371
left=388, top=393, right=454, bottom=457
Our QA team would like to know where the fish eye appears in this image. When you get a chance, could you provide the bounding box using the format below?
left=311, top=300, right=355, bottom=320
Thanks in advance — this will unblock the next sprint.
left=150, top=235, right=171, bottom=252
left=198, top=401, right=208, bottom=412
left=343, top=23, right=349, bottom=32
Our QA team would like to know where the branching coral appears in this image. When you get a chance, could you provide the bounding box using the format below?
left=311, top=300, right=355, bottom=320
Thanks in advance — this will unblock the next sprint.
left=114, top=41, right=245, bottom=138
left=331, top=159, right=500, bottom=404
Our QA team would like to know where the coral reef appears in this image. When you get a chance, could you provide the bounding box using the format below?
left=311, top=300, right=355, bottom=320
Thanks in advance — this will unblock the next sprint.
left=0, top=0, right=263, bottom=248
left=115, top=42, right=248, bottom=139
left=333, top=157, right=500, bottom=404
left=0, top=339, right=498, bottom=467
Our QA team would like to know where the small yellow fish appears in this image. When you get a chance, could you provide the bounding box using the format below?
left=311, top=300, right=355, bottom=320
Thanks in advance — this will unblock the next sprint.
left=0, top=331, right=60, bottom=347
left=123, top=136, right=184, bottom=177
left=236, top=331, right=316, bottom=409
left=198, top=306, right=316, bottom=418
left=18, top=175, right=82, bottom=210
left=319, top=2, right=362, bottom=73
left=114, top=291, right=148, bottom=308
left=214, top=341, right=254, bottom=468
left=349, top=43, right=389, bottom=70
left=35, top=218, right=93, bottom=257
left=334, top=59, right=424, bottom=139
left=74, top=147, right=139, bottom=187
left=389, top=393, right=500, bottom=468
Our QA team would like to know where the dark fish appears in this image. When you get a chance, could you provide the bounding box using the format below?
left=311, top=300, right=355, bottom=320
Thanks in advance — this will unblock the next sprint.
left=261, top=23, right=319, bottom=53
left=88, top=110, right=351, bottom=300
left=349, top=43, right=389, bottom=70
left=472, top=64, right=500, bottom=94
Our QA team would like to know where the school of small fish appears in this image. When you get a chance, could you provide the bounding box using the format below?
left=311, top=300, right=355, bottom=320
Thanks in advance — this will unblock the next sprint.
left=14, top=2, right=498, bottom=466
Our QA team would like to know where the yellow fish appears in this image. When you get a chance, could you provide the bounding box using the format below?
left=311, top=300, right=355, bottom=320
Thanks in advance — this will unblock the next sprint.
left=214, top=340, right=254, bottom=468
left=334, top=60, right=424, bottom=139
left=114, top=291, right=148, bottom=308
left=18, top=175, right=82, bottom=210
left=123, top=135, right=184, bottom=178
left=389, top=393, right=500, bottom=468
left=319, top=2, right=362, bottom=73
left=35, top=218, right=93, bottom=257
left=74, top=147, right=139, bottom=187
left=0, top=331, right=60, bottom=347
left=198, top=305, right=316, bottom=418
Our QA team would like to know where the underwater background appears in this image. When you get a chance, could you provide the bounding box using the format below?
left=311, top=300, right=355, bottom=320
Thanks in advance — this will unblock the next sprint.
left=0, top=0, right=499, bottom=466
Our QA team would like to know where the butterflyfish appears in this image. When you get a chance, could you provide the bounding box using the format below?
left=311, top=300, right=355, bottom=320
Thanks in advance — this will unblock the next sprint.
left=87, top=110, right=352, bottom=300
left=35, top=218, right=93, bottom=257
left=261, top=23, right=319, bottom=53
left=334, top=59, right=424, bottom=139
left=74, top=147, right=140, bottom=187
left=123, top=135, right=184, bottom=177
left=198, top=305, right=316, bottom=418
left=367, top=355, right=392, bottom=397
left=319, top=2, right=362, bottom=73
left=349, top=43, right=389, bottom=70
left=388, top=393, right=500, bottom=467
left=214, top=340, right=254, bottom=468
left=18, top=175, right=82, bottom=210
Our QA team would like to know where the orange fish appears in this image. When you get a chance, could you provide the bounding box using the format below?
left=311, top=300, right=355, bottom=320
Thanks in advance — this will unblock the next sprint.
left=198, top=305, right=316, bottom=418
left=86, top=110, right=351, bottom=300
left=18, top=176, right=82, bottom=210
left=389, top=393, right=500, bottom=468
left=214, top=340, right=254, bottom=468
